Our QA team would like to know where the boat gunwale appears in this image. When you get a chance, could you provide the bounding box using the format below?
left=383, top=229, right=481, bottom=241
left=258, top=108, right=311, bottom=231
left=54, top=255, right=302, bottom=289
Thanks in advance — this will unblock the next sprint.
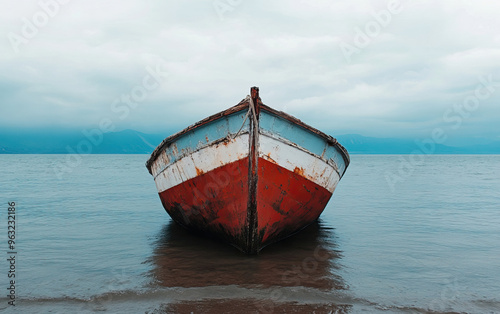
left=259, top=131, right=341, bottom=179
left=146, top=100, right=250, bottom=173
left=152, top=131, right=251, bottom=181
left=146, top=98, right=350, bottom=174
left=259, top=104, right=350, bottom=171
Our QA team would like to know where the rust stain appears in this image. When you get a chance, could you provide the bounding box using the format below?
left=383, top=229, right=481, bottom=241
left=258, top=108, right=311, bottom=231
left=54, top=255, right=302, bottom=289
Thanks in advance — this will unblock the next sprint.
left=294, top=167, right=305, bottom=177
left=195, top=167, right=204, bottom=176
left=320, top=168, right=327, bottom=178
left=150, top=101, right=247, bottom=156
left=321, top=146, right=327, bottom=158
left=171, top=143, right=179, bottom=156
left=265, top=153, right=277, bottom=164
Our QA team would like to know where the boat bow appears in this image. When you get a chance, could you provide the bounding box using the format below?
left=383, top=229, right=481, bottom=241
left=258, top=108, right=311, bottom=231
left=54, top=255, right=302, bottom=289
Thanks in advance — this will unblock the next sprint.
left=146, top=87, right=349, bottom=253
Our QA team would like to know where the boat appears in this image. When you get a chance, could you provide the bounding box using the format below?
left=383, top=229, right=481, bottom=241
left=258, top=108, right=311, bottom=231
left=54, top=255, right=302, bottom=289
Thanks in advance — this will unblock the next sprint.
left=146, top=87, right=349, bottom=254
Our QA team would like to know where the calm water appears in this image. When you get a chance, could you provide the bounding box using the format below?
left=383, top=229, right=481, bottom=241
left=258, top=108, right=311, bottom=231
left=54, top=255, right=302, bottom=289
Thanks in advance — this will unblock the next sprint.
left=0, top=155, right=499, bottom=313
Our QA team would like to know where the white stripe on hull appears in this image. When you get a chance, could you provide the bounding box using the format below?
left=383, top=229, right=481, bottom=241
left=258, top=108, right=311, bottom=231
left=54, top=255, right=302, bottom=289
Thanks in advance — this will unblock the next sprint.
left=153, top=133, right=341, bottom=195
left=259, top=134, right=340, bottom=193
left=154, top=134, right=250, bottom=193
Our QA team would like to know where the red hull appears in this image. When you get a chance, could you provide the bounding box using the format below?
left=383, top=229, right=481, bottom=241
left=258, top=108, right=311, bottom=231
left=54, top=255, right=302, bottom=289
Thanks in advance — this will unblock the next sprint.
left=159, top=157, right=332, bottom=252
left=149, top=87, right=349, bottom=254
left=257, top=158, right=333, bottom=247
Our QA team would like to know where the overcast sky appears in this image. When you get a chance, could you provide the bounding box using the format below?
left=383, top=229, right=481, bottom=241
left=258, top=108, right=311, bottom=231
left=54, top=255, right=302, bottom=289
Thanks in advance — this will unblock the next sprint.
left=1, top=0, right=499, bottom=143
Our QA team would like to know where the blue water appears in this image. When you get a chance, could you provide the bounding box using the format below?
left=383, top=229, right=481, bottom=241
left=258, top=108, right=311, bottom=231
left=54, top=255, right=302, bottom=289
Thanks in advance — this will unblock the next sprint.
left=0, top=155, right=499, bottom=313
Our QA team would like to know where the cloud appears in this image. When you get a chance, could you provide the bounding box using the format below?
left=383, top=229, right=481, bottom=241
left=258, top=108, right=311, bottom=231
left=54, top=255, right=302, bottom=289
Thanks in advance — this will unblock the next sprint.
left=1, top=0, right=499, bottom=141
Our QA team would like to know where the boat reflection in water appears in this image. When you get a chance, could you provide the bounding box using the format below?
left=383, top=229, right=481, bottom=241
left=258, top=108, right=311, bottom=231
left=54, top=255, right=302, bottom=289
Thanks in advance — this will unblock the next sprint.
left=147, top=219, right=352, bottom=313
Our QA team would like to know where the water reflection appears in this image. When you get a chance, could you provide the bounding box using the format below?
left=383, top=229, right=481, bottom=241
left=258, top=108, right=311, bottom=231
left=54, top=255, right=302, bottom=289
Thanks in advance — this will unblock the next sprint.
left=149, top=219, right=345, bottom=289
left=146, top=219, right=351, bottom=313
left=155, top=299, right=351, bottom=314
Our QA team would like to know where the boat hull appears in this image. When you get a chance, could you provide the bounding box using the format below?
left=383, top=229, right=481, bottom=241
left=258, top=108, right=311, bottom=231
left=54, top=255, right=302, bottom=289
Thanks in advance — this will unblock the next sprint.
left=159, top=158, right=250, bottom=250
left=147, top=89, right=349, bottom=253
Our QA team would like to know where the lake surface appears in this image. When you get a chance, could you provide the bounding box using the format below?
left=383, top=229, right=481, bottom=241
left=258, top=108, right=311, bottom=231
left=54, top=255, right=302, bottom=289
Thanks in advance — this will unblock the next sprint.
left=0, top=154, right=499, bottom=313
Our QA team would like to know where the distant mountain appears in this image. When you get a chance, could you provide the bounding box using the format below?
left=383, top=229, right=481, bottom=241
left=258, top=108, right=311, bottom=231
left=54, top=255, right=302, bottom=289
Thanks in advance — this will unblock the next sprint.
left=335, top=134, right=500, bottom=154
left=0, top=129, right=166, bottom=154
left=0, top=129, right=499, bottom=154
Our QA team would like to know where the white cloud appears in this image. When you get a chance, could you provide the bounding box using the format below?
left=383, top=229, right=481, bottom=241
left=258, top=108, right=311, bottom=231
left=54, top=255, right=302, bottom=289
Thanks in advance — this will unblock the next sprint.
left=0, top=0, right=499, bottom=141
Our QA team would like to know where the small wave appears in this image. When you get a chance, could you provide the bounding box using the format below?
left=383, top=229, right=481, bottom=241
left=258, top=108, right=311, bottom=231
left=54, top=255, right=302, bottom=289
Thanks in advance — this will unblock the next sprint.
left=1, top=287, right=497, bottom=314
left=472, top=299, right=500, bottom=312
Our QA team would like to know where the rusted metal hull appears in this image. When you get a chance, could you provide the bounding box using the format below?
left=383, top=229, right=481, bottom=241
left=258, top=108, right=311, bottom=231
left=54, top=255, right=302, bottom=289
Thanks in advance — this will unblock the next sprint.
left=146, top=87, right=349, bottom=254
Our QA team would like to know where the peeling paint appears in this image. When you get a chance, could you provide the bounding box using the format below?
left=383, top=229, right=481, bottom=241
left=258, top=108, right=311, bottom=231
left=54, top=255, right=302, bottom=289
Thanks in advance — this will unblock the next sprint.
left=146, top=87, right=349, bottom=254
left=195, top=167, right=204, bottom=176
left=264, top=152, right=277, bottom=164
left=294, top=167, right=305, bottom=177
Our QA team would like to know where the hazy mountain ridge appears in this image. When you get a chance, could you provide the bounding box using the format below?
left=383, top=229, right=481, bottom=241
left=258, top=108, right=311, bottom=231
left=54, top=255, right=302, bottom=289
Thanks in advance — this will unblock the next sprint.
left=336, top=134, right=500, bottom=154
left=0, top=130, right=499, bottom=154
left=0, top=129, right=166, bottom=154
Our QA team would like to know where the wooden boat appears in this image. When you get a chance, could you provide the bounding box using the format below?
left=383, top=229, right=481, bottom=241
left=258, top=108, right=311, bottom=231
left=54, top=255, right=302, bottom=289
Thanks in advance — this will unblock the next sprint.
left=146, top=87, right=349, bottom=254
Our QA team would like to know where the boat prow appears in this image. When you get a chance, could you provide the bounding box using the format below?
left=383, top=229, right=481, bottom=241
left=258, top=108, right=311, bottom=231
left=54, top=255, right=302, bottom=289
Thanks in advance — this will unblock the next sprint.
left=146, top=87, right=349, bottom=254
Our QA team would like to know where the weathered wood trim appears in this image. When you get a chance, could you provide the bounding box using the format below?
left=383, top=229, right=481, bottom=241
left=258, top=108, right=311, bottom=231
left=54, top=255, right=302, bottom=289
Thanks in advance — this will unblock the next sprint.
left=259, top=104, right=350, bottom=170
left=245, top=87, right=260, bottom=254
left=146, top=101, right=249, bottom=173
left=146, top=94, right=350, bottom=175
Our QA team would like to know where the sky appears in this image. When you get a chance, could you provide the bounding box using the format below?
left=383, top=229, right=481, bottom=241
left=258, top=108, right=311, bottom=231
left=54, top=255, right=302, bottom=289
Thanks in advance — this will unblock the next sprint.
left=1, top=0, right=499, bottom=144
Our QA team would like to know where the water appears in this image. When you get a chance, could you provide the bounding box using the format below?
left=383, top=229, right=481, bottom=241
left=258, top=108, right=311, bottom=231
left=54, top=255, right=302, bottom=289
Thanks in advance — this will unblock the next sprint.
left=0, top=154, right=499, bottom=313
